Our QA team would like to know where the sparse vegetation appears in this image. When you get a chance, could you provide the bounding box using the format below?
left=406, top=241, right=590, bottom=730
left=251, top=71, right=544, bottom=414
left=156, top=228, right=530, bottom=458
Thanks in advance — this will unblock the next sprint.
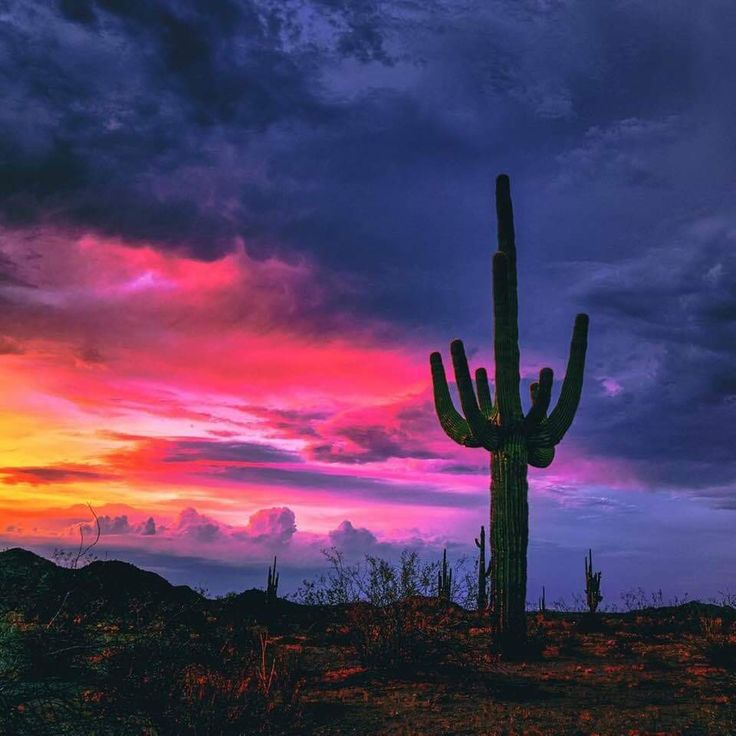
left=293, top=548, right=471, bottom=669
left=3, top=547, right=736, bottom=735
left=700, top=615, right=736, bottom=671
left=0, top=548, right=305, bottom=736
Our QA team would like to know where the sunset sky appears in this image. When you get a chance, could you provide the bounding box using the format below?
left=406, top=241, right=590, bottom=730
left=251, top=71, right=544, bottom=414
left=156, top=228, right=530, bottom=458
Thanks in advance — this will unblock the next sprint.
left=1, top=1, right=735, bottom=602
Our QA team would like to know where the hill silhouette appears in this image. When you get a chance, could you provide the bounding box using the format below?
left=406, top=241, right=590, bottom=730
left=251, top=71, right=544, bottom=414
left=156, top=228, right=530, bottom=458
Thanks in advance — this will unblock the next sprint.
left=0, top=547, right=317, bottom=628
left=0, top=547, right=200, bottom=618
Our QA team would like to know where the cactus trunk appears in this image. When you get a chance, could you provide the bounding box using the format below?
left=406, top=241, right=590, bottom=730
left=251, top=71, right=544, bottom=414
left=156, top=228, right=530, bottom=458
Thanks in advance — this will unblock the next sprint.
left=491, top=435, right=529, bottom=647
left=438, top=548, right=452, bottom=603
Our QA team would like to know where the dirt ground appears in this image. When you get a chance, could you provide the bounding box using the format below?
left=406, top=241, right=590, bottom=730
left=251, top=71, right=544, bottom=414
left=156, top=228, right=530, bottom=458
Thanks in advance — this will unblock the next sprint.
left=294, top=608, right=736, bottom=736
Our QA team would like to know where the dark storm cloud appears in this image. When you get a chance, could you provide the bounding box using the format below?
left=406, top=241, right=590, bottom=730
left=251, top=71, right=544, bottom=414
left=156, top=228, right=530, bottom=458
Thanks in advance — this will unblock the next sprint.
left=0, top=1, right=715, bottom=271
left=162, top=438, right=302, bottom=464
left=569, top=217, right=736, bottom=490
left=235, top=405, right=328, bottom=441
left=208, top=464, right=481, bottom=509
left=311, top=422, right=441, bottom=464
left=0, top=465, right=114, bottom=485
left=307, top=400, right=446, bottom=464
left=439, top=463, right=486, bottom=476
left=0, top=0, right=389, bottom=256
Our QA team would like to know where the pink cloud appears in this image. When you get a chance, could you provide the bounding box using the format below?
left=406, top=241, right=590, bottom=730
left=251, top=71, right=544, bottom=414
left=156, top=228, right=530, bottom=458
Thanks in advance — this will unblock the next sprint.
left=0, top=226, right=650, bottom=564
left=241, top=507, right=297, bottom=542
left=175, top=507, right=222, bottom=543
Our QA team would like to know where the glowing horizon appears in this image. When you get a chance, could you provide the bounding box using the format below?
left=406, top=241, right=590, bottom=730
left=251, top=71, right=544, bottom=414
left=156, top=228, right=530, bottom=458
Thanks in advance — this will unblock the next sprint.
left=0, top=228, right=629, bottom=559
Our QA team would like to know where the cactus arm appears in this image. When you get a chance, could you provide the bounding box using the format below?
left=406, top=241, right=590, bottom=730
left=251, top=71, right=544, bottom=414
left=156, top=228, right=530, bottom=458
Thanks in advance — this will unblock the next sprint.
left=493, top=252, right=524, bottom=424
left=430, top=352, right=482, bottom=448
left=528, top=446, right=555, bottom=468
left=524, top=367, right=553, bottom=430
left=526, top=368, right=554, bottom=466
left=544, top=313, right=589, bottom=444
left=450, top=340, right=501, bottom=450
left=529, top=313, right=589, bottom=446
left=475, top=367, right=494, bottom=419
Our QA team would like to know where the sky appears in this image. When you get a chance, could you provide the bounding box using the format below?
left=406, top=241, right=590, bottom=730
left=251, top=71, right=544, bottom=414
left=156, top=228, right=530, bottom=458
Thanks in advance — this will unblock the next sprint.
left=1, top=0, right=735, bottom=604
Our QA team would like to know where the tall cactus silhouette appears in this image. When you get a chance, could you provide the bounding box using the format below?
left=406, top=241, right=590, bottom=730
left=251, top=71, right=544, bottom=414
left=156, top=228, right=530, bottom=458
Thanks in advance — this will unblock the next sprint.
left=266, top=556, right=279, bottom=604
left=430, top=174, right=589, bottom=650
left=437, top=548, right=452, bottom=603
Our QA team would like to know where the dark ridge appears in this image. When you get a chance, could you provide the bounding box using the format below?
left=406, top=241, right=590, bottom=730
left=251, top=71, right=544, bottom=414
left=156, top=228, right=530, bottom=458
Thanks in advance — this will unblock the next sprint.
left=0, top=547, right=202, bottom=619
left=214, top=587, right=326, bottom=629
left=0, top=546, right=60, bottom=571
left=0, top=547, right=307, bottom=627
left=75, top=559, right=202, bottom=605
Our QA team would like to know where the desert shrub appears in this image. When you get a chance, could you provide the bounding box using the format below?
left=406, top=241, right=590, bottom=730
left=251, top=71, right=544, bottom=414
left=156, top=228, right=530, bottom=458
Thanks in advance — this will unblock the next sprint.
left=295, top=547, right=477, bottom=608
left=0, top=605, right=303, bottom=735
left=87, top=613, right=303, bottom=735
left=295, top=548, right=438, bottom=606
left=717, top=590, right=736, bottom=608
left=344, top=597, right=458, bottom=668
left=618, top=587, right=689, bottom=612
left=0, top=613, right=94, bottom=736
left=295, top=549, right=470, bottom=669
left=158, top=630, right=303, bottom=736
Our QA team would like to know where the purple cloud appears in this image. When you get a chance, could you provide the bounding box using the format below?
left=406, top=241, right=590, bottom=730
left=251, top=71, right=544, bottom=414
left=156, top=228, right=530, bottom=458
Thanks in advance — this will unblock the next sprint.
left=242, top=507, right=297, bottom=543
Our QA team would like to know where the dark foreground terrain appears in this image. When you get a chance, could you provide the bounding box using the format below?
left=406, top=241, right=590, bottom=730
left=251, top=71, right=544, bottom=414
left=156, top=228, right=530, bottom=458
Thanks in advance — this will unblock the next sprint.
left=1, top=548, right=735, bottom=735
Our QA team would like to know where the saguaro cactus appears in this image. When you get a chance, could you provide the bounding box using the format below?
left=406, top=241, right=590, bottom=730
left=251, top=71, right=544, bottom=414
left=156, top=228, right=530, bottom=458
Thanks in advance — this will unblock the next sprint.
left=584, top=549, right=602, bottom=614
left=430, top=175, right=589, bottom=651
left=438, top=548, right=452, bottom=603
left=475, top=525, right=492, bottom=610
left=266, top=556, right=279, bottom=604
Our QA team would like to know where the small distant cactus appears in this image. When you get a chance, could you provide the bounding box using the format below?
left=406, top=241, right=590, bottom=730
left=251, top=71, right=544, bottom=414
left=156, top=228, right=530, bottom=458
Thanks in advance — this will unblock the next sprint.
left=538, top=586, right=546, bottom=614
left=266, top=556, right=279, bottom=604
left=584, top=549, right=602, bottom=614
left=474, top=525, right=492, bottom=610
left=438, top=548, right=452, bottom=603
